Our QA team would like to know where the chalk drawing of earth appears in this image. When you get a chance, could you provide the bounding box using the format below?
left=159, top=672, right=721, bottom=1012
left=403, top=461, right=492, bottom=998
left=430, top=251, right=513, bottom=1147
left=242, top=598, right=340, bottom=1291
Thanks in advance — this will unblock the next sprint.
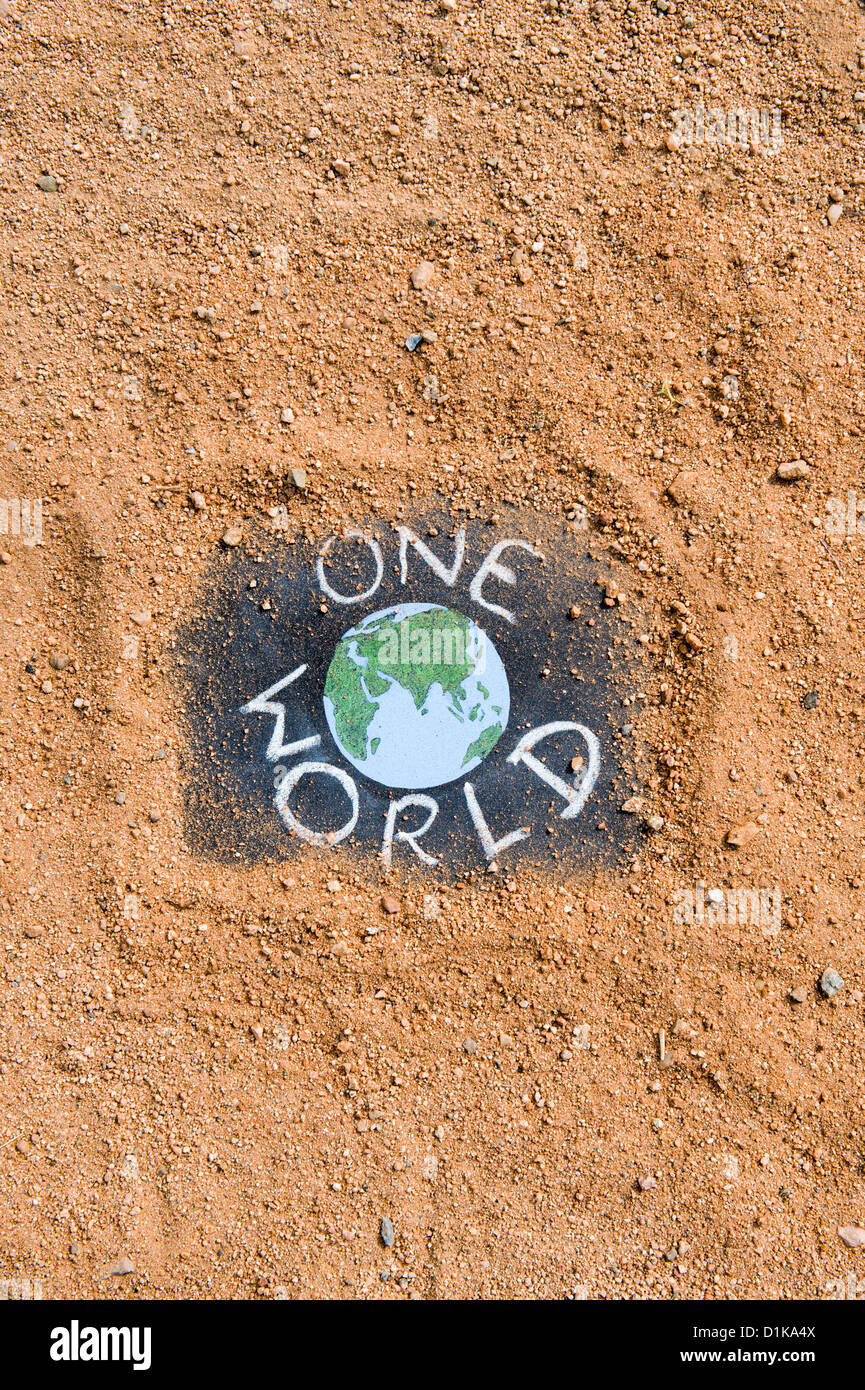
left=323, top=602, right=510, bottom=789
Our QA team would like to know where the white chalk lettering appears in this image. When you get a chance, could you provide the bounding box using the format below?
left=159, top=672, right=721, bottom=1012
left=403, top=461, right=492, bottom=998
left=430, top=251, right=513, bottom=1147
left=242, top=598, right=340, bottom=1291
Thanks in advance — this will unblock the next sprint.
left=468, top=539, right=543, bottom=624
left=397, top=525, right=466, bottom=587
left=464, top=781, right=530, bottom=861
left=241, top=667, right=321, bottom=762
left=316, top=529, right=383, bottom=605
left=275, top=761, right=359, bottom=845
left=381, top=794, right=440, bottom=868
left=507, top=721, right=600, bottom=818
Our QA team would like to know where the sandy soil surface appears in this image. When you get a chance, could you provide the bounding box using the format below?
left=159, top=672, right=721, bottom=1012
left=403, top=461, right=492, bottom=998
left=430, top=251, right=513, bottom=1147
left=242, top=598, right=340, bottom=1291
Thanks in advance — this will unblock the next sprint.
left=1, top=0, right=865, bottom=1300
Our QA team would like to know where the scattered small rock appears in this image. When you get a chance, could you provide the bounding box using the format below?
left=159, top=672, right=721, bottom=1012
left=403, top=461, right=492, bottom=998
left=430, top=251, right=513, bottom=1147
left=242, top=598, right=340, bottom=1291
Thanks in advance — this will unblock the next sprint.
left=819, top=967, right=844, bottom=998
left=802, top=690, right=818, bottom=710
left=380, top=1216, right=395, bottom=1247
left=789, top=986, right=807, bottom=1004
left=405, top=333, right=423, bottom=352
left=221, top=527, right=243, bottom=548
left=776, top=460, right=810, bottom=481
left=839, top=1225, right=865, bottom=1249
left=725, top=821, right=759, bottom=848
left=37, top=173, right=59, bottom=192
left=381, top=895, right=401, bottom=915
left=667, top=469, right=699, bottom=507
left=410, top=260, right=435, bottom=290
left=109, top=1257, right=135, bottom=1276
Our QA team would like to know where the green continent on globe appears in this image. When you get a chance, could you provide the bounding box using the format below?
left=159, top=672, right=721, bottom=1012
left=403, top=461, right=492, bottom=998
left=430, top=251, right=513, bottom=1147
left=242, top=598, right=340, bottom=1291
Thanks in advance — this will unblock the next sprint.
left=375, top=608, right=474, bottom=709
left=325, top=608, right=478, bottom=762
left=323, top=638, right=381, bottom=761
left=462, top=721, right=503, bottom=767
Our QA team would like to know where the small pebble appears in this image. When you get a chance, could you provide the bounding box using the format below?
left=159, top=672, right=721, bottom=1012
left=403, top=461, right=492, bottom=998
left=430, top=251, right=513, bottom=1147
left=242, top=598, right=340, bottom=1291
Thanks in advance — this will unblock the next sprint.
left=290, top=468, right=308, bottom=491
left=776, top=459, right=810, bottom=481
left=803, top=690, right=818, bottom=710
left=380, top=1216, right=394, bottom=1247
left=820, top=968, right=844, bottom=998
left=405, top=333, right=423, bottom=352
left=381, top=895, right=401, bottom=914
left=37, top=173, right=59, bottom=192
left=410, top=260, right=435, bottom=290
left=221, top=527, right=243, bottom=548
left=726, top=821, right=759, bottom=848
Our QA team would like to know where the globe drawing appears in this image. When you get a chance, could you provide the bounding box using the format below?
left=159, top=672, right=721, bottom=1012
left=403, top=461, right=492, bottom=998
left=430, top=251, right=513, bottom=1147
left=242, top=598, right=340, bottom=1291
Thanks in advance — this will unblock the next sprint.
left=323, top=602, right=510, bottom=789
